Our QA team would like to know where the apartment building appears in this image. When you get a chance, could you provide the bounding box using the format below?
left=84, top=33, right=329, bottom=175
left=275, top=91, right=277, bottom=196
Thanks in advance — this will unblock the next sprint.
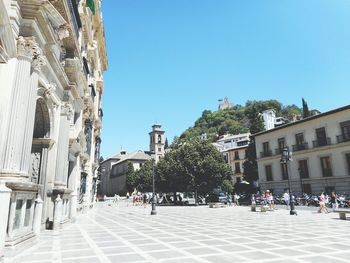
left=254, top=105, right=350, bottom=195
left=215, top=133, right=250, bottom=184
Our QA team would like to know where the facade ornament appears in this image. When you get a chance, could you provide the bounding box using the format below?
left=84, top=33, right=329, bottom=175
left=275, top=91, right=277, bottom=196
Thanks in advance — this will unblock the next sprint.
left=32, top=55, right=46, bottom=72
left=57, top=24, right=70, bottom=40
left=17, top=36, right=38, bottom=59
left=31, top=152, right=41, bottom=183
left=61, top=102, right=74, bottom=120
left=46, top=83, right=57, bottom=97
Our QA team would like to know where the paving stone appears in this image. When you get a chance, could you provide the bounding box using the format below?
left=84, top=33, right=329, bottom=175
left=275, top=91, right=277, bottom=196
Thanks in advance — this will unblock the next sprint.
left=8, top=202, right=350, bottom=263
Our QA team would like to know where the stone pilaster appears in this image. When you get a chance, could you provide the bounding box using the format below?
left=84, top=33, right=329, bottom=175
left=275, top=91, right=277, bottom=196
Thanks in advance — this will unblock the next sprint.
left=53, top=194, right=62, bottom=230
left=0, top=36, right=42, bottom=179
left=33, top=195, right=43, bottom=234
left=54, top=103, right=73, bottom=189
left=0, top=183, right=11, bottom=261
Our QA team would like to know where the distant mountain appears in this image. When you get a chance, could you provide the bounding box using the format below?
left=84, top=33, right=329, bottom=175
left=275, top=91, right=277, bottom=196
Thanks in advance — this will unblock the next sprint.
left=177, top=100, right=302, bottom=143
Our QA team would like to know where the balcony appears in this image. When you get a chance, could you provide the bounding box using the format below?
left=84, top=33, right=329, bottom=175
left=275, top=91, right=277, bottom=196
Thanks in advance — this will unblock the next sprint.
left=292, top=142, right=309, bottom=152
left=260, top=150, right=272, bottom=158
left=337, top=134, right=350, bottom=144
left=67, top=0, right=82, bottom=39
left=312, top=138, right=331, bottom=148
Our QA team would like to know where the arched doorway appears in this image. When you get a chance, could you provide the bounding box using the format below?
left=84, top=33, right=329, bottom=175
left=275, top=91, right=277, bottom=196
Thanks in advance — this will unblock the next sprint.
left=30, top=98, right=51, bottom=185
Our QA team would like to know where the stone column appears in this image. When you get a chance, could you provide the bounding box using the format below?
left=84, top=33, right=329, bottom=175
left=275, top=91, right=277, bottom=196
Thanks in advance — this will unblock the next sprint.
left=33, top=195, right=43, bottom=235
left=21, top=54, right=46, bottom=175
left=0, top=183, right=11, bottom=261
left=0, top=36, right=40, bottom=178
left=53, top=195, right=62, bottom=230
left=54, top=104, right=73, bottom=189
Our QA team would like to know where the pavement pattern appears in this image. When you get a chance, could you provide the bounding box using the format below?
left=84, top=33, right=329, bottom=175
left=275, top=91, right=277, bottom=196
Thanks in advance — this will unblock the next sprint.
left=6, top=201, right=350, bottom=263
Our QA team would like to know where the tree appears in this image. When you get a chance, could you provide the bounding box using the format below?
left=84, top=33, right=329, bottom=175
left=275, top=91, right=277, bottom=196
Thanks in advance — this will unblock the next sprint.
left=126, top=162, right=137, bottom=193
left=156, top=139, right=232, bottom=203
left=164, top=138, right=169, bottom=149
left=221, top=179, right=234, bottom=194
left=302, top=98, right=310, bottom=118
left=135, top=160, right=154, bottom=192
left=243, top=137, right=259, bottom=192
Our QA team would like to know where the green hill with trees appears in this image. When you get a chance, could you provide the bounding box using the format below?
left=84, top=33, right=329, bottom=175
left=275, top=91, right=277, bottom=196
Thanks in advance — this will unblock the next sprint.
left=177, top=100, right=302, bottom=144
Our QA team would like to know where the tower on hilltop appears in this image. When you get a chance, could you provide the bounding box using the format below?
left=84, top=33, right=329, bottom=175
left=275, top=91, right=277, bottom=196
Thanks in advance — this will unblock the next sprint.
left=149, top=124, right=165, bottom=163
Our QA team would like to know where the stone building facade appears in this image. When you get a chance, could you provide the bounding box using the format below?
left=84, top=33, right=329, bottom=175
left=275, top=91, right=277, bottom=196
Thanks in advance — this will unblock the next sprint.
left=254, top=105, right=350, bottom=195
left=99, top=150, right=152, bottom=196
left=99, top=125, right=166, bottom=196
left=215, top=133, right=250, bottom=184
left=0, top=0, right=107, bottom=259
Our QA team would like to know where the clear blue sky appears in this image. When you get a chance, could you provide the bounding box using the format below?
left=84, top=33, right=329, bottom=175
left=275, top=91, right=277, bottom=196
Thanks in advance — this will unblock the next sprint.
left=100, top=0, right=350, bottom=158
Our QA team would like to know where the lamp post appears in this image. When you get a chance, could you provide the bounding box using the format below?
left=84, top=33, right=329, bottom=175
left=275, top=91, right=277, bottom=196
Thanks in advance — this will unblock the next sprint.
left=150, top=155, right=157, bottom=215
left=280, top=147, right=297, bottom=215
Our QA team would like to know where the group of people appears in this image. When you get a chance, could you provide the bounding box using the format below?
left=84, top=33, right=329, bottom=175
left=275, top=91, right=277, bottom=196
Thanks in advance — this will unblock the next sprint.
left=227, top=193, right=240, bottom=206
left=318, top=191, right=339, bottom=213
left=255, top=190, right=340, bottom=213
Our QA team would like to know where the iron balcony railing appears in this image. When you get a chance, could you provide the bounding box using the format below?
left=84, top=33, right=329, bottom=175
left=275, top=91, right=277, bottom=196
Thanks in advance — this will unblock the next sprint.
left=260, top=150, right=273, bottom=158
left=312, top=137, right=331, bottom=148
left=292, top=142, right=308, bottom=152
left=337, top=134, right=350, bottom=144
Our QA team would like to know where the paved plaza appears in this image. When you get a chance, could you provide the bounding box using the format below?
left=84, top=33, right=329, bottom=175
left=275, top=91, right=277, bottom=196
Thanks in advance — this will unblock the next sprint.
left=7, top=202, right=350, bottom=263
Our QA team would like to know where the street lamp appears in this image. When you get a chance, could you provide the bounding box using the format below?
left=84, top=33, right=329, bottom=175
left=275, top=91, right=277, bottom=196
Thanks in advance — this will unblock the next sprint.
left=280, top=147, right=297, bottom=215
left=150, top=153, right=157, bottom=215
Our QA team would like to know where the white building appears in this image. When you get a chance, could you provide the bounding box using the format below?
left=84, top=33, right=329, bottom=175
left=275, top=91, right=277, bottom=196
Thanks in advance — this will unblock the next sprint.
left=215, top=133, right=250, bottom=183
left=0, top=0, right=107, bottom=259
left=218, top=97, right=233, bottom=110
left=259, top=109, right=286, bottom=131
left=254, top=105, right=350, bottom=195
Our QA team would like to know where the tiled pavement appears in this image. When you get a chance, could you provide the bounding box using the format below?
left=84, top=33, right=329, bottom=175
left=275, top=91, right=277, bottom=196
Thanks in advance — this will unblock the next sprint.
left=6, top=202, right=350, bottom=263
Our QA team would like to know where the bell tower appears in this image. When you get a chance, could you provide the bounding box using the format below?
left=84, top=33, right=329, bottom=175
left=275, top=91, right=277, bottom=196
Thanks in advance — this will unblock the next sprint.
left=149, top=124, right=165, bottom=163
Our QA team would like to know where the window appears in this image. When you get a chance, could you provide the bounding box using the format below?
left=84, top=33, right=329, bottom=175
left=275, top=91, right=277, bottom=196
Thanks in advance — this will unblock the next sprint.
left=158, top=135, right=162, bottom=143
left=235, top=162, right=241, bottom=173
left=320, top=156, right=333, bottom=177
left=158, top=147, right=161, bottom=152
left=303, top=184, right=312, bottom=194
left=24, top=199, right=32, bottom=227
left=325, top=186, right=335, bottom=194
left=346, top=153, right=350, bottom=175
left=280, top=163, right=288, bottom=180
left=265, top=165, right=273, bottom=181
left=234, top=151, right=239, bottom=160
left=315, top=127, right=327, bottom=146
left=341, top=121, right=350, bottom=141
left=298, top=159, right=309, bottom=178
left=295, top=133, right=305, bottom=147
left=263, top=142, right=269, bottom=153
left=14, top=200, right=23, bottom=230
left=278, top=138, right=285, bottom=151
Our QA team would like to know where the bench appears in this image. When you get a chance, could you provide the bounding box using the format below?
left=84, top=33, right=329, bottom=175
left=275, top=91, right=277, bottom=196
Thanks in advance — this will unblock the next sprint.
left=208, top=202, right=226, bottom=208
left=334, top=209, right=350, bottom=220
left=251, top=204, right=269, bottom=212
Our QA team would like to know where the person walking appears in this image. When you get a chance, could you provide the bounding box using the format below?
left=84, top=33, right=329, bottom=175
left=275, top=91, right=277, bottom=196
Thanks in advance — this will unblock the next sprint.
left=266, top=190, right=272, bottom=210
left=234, top=193, right=240, bottom=206
left=318, top=192, right=329, bottom=213
left=330, top=192, right=338, bottom=211
left=283, top=191, right=290, bottom=209
left=227, top=193, right=232, bottom=206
